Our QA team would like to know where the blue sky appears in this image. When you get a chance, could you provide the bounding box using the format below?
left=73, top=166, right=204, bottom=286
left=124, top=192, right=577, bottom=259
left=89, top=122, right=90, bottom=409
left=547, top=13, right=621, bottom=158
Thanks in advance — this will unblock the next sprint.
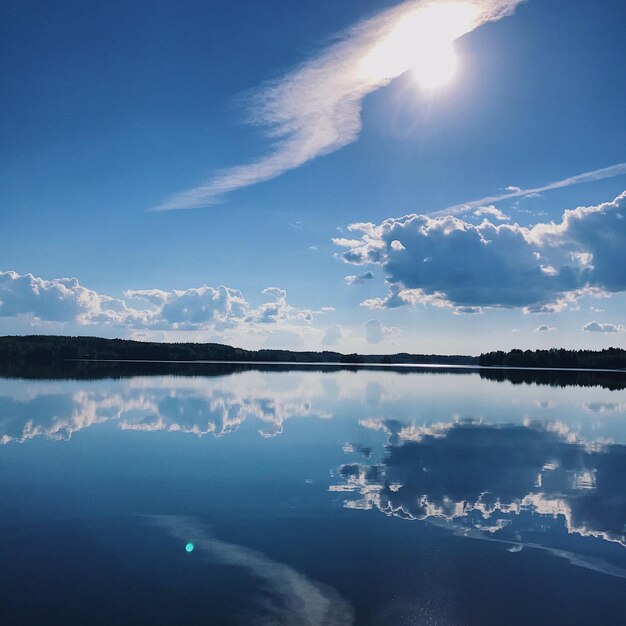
left=1, top=0, right=625, bottom=353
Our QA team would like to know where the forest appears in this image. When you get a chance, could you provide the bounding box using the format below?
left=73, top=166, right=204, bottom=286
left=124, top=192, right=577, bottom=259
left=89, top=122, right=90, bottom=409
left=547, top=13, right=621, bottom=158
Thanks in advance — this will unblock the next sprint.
left=0, top=335, right=475, bottom=366
left=479, top=347, right=625, bottom=370
left=0, top=336, right=624, bottom=372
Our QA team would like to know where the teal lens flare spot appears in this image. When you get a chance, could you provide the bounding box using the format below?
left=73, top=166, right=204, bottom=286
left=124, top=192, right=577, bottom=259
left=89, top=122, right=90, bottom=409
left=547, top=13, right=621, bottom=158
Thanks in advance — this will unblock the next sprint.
left=185, top=542, right=194, bottom=553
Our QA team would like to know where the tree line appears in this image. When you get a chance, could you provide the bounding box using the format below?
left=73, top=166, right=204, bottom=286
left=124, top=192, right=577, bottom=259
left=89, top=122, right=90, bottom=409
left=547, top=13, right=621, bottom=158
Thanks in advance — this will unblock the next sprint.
left=479, top=347, right=625, bottom=370
left=0, top=335, right=475, bottom=366
left=1, top=336, right=623, bottom=371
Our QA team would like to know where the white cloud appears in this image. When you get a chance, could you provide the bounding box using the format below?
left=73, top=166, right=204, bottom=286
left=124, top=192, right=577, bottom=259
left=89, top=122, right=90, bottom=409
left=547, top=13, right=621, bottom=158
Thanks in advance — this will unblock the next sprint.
left=152, top=0, right=523, bottom=210
left=246, top=287, right=313, bottom=325
left=581, top=321, right=625, bottom=333
left=345, top=271, right=374, bottom=285
left=322, top=324, right=343, bottom=346
left=364, top=319, right=397, bottom=344
left=125, top=289, right=170, bottom=305
left=0, top=270, right=151, bottom=326
left=473, top=205, right=510, bottom=221
left=159, top=286, right=250, bottom=329
left=334, top=191, right=626, bottom=312
left=0, top=270, right=315, bottom=335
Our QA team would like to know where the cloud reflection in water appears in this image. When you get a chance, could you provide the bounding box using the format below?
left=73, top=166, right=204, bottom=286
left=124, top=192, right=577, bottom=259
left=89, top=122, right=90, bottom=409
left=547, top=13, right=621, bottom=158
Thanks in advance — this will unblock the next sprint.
left=0, top=375, right=330, bottom=444
left=152, top=515, right=354, bottom=626
left=331, top=419, right=626, bottom=577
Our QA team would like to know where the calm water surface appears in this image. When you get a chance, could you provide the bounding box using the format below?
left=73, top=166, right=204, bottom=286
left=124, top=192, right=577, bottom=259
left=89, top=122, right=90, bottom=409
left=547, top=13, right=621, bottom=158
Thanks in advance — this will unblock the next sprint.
left=1, top=366, right=625, bottom=624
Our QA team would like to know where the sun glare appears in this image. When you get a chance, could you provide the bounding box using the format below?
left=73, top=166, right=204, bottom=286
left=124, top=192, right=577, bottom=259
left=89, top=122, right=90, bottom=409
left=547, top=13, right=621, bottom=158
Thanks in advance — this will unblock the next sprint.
left=412, top=40, right=458, bottom=90
left=361, top=1, right=480, bottom=90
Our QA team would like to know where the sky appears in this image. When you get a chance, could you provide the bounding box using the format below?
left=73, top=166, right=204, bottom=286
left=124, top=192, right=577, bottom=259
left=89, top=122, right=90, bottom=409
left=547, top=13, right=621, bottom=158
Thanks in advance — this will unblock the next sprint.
left=1, top=0, right=625, bottom=354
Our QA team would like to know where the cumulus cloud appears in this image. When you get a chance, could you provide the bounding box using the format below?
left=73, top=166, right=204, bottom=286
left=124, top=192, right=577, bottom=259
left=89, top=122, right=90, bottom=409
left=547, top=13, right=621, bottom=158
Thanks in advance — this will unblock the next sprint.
left=473, top=205, right=510, bottom=221
left=0, top=270, right=151, bottom=326
left=582, top=321, right=625, bottom=333
left=158, top=286, right=251, bottom=329
left=344, top=271, right=374, bottom=285
left=0, top=270, right=315, bottom=334
left=535, top=325, right=557, bottom=332
left=364, top=319, right=397, bottom=344
left=334, top=191, right=626, bottom=312
left=152, top=0, right=523, bottom=210
left=245, top=287, right=313, bottom=325
left=125, top=289, right=170, bottom=305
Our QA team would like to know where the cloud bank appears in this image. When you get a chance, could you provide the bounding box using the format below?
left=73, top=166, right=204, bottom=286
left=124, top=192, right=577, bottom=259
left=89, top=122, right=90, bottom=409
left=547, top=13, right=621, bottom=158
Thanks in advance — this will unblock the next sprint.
left=0, top=270, right=315, bottom=334
left=153, top=0, right=522, bottom=210
left=334, top=191, right=626, bottom=312
left=582, top=321, right=625, bottom=334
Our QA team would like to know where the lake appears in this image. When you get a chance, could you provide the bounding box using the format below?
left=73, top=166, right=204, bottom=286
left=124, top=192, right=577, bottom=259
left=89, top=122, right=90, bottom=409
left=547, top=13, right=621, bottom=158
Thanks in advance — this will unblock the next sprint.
left=1, top=365, right=625, bottom=624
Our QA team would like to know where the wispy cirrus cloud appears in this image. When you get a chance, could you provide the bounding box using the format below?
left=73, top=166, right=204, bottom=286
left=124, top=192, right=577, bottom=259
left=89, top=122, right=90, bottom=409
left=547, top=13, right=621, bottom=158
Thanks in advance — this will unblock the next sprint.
left=152, top=0, right=522, bottom=211
left=431, top=162, right=626, bottom=217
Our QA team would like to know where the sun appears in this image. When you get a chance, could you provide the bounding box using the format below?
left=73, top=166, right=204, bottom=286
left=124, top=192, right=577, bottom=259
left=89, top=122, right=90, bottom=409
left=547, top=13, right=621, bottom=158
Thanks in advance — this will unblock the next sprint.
left=361, top=1, right=479, bottom=90
left=411, top=40, right=458, bottom=90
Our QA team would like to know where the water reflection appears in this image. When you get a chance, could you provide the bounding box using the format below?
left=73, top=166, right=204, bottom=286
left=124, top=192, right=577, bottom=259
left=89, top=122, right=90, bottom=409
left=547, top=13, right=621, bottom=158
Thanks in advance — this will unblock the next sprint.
left=1, top=358, right=624, bottom=390
left=479, top=368, right=626, bottom=390
left=331, top=418, right=626, bottom=576
left=2, top=369, right=626, bottom=623
left=154, top=516, right=354, bottom=626
left=2, top=369, right=626, bottom=446
left=0, top=377, right=329, bottom=443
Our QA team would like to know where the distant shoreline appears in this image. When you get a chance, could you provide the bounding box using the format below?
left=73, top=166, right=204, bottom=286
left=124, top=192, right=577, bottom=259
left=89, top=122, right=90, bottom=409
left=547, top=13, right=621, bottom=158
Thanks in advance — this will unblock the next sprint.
left=0, top=335, right=624, bottom=372
left=69, top=358, right=626, bottom=375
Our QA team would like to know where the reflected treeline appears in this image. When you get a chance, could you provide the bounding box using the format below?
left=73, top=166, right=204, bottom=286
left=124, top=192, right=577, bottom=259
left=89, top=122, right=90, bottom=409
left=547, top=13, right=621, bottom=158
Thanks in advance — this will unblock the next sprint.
left=1, top=359, right=624, bottom=390
left=0, top=359, right=301, bottom=381
left=479, top=368, right=626, bottom=390
left=332, top=419, right=626, bottom=557
left=0, top=359, right=478, bottom=381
